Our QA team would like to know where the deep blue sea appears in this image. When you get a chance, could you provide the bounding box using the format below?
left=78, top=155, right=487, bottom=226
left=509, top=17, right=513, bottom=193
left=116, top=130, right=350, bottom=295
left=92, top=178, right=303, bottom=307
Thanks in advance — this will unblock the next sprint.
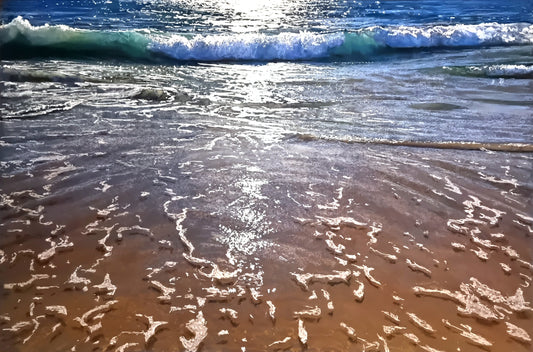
left=1, top=2, right=532, bottom=352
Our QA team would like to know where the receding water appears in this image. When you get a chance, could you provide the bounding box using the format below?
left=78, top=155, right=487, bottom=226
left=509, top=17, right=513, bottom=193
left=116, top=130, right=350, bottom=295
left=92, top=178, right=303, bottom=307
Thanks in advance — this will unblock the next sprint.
left=1, top=1, right=532, bottom=351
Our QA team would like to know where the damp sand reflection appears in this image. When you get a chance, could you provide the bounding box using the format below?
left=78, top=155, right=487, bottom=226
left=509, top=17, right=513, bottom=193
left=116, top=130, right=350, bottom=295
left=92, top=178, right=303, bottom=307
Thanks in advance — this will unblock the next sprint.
left=1, top=132, right=532, bottom=352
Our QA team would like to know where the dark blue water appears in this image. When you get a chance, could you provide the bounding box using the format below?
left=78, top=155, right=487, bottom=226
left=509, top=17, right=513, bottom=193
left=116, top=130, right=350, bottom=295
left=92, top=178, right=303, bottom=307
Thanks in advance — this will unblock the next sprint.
left=3, top=0, right=533, bottom=32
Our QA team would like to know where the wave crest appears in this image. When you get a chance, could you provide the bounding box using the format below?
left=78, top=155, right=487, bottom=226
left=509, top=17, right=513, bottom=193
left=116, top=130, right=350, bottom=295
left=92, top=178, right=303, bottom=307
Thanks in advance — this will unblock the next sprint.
left=0, top=16, right=150, bottom=60
left=1, top=17, right=532, bottom=62
left=290, top=134, right=533, bottom=152
left=150, top=32, right=345, bottom=61
left=443, top=64, right=533, bottom=79
left=371, top=22, right=533, bottom=48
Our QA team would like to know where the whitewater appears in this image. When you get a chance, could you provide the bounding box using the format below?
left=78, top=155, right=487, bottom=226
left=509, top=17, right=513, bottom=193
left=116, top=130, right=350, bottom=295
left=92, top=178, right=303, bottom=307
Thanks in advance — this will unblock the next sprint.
left=1, top=1, right=532, bottom=351
left=2, top=16, right=533, bottom=62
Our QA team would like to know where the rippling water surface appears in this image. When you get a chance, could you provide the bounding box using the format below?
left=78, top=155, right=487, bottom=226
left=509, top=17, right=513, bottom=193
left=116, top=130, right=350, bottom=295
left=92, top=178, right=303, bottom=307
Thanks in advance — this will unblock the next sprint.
left=1, top=1, right=532, bottom=351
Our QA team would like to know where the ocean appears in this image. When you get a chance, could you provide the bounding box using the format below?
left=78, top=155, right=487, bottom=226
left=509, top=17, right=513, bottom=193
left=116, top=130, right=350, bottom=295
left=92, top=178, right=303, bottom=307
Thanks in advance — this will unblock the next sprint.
left=1, top=1, right=532, bottom=351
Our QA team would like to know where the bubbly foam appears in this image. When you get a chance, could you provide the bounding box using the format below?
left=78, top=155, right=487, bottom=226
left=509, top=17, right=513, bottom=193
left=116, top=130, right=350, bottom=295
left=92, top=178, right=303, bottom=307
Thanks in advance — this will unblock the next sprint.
left=2, top=17, right=533, bottom=62
left=151, top=31, right=345, bottom=61
left=444, top=64, right=533, bottom=78
left=370, top=22, right=533, bottom=48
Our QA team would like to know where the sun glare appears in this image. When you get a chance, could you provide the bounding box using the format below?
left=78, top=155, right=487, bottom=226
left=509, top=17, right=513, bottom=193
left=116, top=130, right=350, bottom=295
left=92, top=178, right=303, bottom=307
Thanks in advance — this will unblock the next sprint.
left=171, top=0, right=297, bottom=33
left=224, top=0, right=286, bottom=14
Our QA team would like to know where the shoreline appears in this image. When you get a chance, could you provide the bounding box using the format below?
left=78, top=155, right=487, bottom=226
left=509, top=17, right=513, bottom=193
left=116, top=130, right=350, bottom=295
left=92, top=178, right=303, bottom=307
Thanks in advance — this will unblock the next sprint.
left=1, top=138, right=532, bottom=351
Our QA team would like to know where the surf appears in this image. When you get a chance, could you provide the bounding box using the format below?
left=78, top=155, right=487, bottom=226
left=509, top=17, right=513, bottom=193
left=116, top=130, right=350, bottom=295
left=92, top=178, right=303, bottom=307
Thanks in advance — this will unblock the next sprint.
left=1, top=17, right=532, bottom=62
left=442, top=64, right=533, bottom=79
left=291, top=133, right=533, bottom=152
left=0, top=16, right=152, bottom=60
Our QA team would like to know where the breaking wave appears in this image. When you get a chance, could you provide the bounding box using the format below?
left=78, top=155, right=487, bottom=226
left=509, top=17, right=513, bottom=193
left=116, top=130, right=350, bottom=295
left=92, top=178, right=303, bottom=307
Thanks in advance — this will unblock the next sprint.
left=291, top=133, right=533, bottom=152
left=442, top=64, right=533, bottom=79
left=1, top=17, right=533, bottom=62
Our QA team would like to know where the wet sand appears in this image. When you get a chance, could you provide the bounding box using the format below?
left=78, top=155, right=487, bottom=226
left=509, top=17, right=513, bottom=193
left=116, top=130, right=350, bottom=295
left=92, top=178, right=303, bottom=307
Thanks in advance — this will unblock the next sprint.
left=1, top=126, right=532, bottom=352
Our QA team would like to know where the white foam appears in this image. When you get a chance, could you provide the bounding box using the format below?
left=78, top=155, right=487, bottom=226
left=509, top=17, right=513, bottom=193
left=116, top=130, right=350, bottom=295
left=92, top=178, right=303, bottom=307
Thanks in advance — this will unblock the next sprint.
left=151, top=31, right=344, bottom=61
left=180, top=311, right=208, bottom=352
left=373, top=22, right=533, bottom=48
left=298, top=319, right=308, bottom=345
left=0, top=16, right=80, bottom=45
left=480, top=64, right=533, bottom=77
left=505, top=322, right=531, bottom=344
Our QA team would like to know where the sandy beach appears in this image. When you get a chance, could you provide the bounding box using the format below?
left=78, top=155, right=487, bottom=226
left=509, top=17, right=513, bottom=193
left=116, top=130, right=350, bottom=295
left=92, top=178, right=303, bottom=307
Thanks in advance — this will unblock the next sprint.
left=1, top=127, right=532, bottom=351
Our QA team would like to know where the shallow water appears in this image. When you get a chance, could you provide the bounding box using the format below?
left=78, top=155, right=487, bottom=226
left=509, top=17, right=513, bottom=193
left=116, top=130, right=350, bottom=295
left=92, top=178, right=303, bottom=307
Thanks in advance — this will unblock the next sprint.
left=1, top=1, right=533, bottom=351
left=1, top=104, right=532, bottom=351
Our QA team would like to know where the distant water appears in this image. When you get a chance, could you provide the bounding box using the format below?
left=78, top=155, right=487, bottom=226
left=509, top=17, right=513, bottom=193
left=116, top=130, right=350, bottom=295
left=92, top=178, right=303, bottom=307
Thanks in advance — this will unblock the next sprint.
left=1, top=1, right=532, bottom=352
